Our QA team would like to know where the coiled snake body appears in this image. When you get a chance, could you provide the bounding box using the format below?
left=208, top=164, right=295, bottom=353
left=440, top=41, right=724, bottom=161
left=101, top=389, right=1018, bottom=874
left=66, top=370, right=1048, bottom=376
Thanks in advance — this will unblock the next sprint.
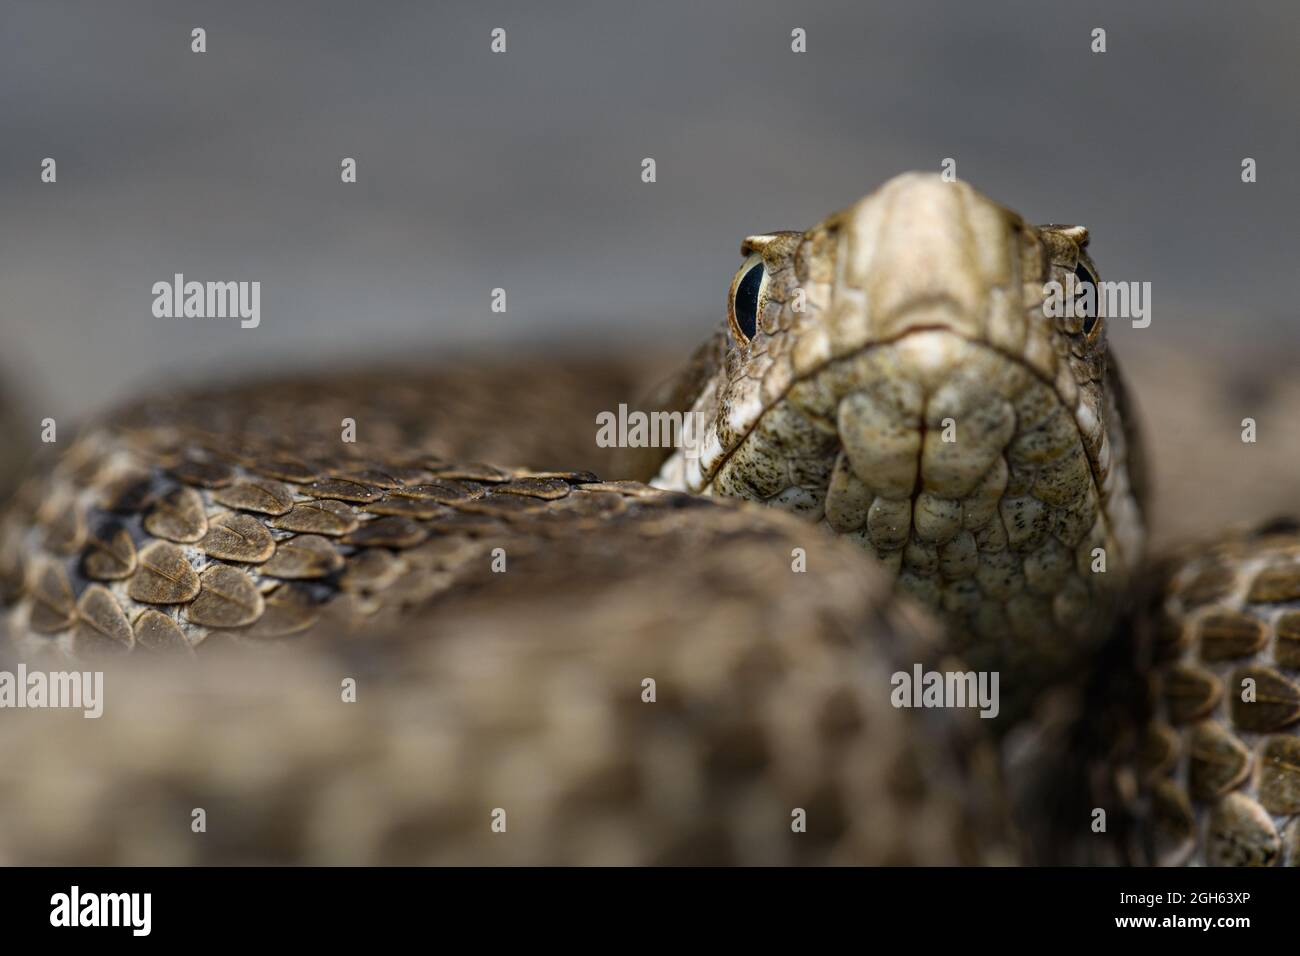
left=0, top=173, right=1294, bottom=866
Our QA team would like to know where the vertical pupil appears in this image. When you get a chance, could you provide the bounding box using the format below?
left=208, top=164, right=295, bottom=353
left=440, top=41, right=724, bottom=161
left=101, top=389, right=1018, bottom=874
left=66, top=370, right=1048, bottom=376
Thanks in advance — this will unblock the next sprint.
left=1074, top=264, right=1098, bottom=334
left=733, top=263, right=764, bottom=339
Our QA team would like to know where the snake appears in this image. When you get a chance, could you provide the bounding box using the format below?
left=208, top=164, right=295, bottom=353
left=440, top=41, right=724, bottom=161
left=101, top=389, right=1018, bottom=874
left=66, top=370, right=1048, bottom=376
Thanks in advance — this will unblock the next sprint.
left=0, top=172, right=1295, bottom=866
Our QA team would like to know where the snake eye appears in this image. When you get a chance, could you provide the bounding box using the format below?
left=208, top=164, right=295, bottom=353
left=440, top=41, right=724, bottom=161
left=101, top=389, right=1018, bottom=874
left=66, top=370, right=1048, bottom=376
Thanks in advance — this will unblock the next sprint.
left=727, top=254, right=767, bottom=344
left=1073, top=263, right=1100, bottom=337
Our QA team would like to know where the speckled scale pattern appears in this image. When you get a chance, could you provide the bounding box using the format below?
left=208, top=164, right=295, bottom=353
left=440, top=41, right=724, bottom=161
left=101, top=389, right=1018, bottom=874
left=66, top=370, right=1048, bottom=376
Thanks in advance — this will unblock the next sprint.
left=0, top=360, right=649, bottom=655
left=0, top=174, right=1178, bottom=865
left=1140, top=524, right=1300, bottom=866
left=0, top=375, right=1015, bottom=863
left=2, top=421, right=614, bottom=656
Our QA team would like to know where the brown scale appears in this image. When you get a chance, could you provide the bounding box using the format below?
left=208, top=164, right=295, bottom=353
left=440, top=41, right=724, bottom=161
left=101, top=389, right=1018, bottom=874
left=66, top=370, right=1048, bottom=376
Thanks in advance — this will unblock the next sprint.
left=144, top=486, right=208, bottom=543
left=0, top=363, right=698, bottom=661
left=1141, top=526, right=1300, bottom=866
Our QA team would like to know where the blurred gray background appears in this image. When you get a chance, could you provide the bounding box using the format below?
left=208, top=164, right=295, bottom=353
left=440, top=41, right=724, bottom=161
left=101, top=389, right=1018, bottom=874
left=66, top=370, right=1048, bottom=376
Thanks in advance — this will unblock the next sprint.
left=2, top=0, right=1298, bottom=426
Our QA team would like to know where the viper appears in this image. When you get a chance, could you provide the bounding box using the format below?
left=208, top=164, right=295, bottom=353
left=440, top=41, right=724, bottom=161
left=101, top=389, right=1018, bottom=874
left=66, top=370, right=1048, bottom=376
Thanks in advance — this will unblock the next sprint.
left=0, top=173, right=1295, bottom=867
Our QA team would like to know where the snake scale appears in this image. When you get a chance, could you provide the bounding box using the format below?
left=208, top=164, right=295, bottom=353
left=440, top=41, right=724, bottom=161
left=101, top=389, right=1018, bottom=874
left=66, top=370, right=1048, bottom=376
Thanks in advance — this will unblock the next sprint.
left=0, top=173, right=1296, bottom=866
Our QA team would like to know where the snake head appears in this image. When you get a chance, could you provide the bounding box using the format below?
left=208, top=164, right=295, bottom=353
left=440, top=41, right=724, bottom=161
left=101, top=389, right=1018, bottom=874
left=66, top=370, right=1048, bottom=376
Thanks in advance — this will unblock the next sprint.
left=657, top=172, right=1144, bottom=674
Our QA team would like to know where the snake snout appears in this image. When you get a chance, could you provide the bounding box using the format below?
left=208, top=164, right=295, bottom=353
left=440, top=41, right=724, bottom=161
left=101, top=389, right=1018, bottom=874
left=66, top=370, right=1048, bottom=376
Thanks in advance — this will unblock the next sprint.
left=836, top=173, right=1007, bottom=346
left=700, top=324, right=1122, bottom=674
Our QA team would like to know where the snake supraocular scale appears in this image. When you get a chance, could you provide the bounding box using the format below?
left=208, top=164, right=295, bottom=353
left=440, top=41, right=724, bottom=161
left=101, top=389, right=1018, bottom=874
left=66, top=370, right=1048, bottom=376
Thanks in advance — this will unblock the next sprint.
left=0, top=171, right=1289, bottom=866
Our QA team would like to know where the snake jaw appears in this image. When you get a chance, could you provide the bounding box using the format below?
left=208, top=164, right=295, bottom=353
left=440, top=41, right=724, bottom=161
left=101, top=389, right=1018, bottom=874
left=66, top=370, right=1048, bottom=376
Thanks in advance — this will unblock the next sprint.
left=658, top=172, right=1144, bottom=683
